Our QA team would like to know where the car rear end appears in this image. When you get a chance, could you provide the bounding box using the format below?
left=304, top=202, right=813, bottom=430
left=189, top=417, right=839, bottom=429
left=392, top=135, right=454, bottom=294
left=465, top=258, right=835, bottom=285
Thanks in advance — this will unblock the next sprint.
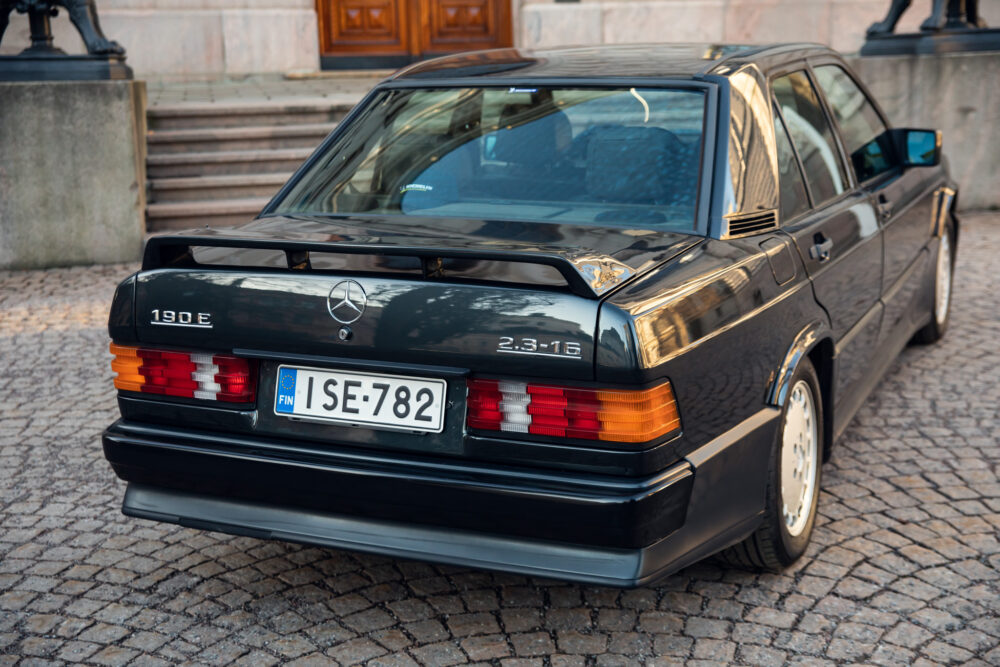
left=102, top=77, right=739, bottom=586
left=103, top=234, right=702, bottom=585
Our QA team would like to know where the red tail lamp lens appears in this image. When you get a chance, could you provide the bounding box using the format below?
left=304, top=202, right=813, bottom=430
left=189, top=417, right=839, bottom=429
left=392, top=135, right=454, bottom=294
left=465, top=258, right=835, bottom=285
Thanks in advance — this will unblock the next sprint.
left=110, top=343, right=256, bottom=403
left=467, top=379, right=680, bottom=443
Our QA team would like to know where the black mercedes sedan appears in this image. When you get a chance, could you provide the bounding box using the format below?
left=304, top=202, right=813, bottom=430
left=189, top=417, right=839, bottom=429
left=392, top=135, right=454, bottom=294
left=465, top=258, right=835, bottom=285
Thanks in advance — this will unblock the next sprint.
left=103, top=43, right=959, bottom=587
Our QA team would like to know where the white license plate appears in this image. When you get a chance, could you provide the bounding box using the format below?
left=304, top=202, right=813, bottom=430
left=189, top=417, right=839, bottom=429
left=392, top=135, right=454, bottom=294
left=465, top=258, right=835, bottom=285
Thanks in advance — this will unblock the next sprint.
left=274, top=365, right=446, bottom=433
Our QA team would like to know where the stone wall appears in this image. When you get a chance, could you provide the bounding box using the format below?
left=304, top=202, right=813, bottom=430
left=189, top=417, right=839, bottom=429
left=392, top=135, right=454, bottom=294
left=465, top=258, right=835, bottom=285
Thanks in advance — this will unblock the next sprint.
left=521, top=0, right=1000, bottom=55
left=849, top=52, right=999, bottom=211
left=0, top=0, right=320, bottom=77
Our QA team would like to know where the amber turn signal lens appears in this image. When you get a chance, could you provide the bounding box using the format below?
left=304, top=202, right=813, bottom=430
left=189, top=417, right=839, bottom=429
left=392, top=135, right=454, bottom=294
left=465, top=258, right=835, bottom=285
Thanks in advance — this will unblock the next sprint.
left=594, top=384, right=680, bottom=442
left=110, top=343, right=144, bottom=392
left=467, top=379, right=680, bottom=443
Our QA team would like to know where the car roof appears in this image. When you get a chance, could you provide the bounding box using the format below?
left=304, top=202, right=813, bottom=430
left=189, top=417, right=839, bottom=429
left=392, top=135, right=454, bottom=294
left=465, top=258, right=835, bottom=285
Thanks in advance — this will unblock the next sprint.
left=389, top=43, right=836, bottom=81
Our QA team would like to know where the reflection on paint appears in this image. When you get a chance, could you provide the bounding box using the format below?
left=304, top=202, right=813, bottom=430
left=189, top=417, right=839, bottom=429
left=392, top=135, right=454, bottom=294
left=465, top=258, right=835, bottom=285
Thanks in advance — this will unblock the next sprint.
left=723, top=67, right=780, bottom=219
left=850, top=200, right=879, bottom=238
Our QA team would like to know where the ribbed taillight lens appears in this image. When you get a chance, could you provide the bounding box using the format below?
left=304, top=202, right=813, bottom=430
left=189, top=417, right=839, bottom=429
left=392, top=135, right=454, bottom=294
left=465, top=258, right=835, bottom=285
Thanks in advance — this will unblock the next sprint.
left=467, top=379, right=680, bottom=443
left=110, top=343, right=256, bottom=403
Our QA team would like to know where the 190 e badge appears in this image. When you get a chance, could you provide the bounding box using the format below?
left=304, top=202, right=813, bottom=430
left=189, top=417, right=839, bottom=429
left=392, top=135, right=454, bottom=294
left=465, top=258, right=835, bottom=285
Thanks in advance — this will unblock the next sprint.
left=150, top=309, right=213, bottom=329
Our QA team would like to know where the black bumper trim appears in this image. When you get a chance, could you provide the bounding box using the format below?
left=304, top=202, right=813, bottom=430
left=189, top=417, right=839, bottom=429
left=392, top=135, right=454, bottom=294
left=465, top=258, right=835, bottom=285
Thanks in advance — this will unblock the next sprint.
left=108, top=407, right=780, bottom=585
left=123, top=484, right=651, bottom=586
left=103, top=421, right=695, bottom=549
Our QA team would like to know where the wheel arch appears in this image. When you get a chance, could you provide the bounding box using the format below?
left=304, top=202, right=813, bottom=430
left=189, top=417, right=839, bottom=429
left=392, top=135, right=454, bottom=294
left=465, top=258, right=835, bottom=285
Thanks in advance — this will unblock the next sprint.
left=939, top=182, right=960, bottom=246
left=767, top=322, right=836, bottom=461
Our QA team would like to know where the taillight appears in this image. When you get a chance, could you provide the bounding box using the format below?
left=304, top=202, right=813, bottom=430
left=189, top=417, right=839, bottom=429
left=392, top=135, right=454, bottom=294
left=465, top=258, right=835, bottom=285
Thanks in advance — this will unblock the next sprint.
left=467, top=379, right=680, bottom=443
left=110, top=343, right=256, bottom=403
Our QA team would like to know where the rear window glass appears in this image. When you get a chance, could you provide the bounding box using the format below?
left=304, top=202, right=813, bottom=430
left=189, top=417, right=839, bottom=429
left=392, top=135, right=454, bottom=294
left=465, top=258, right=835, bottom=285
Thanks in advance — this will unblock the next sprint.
left=273, top=87, right=706, bottom=231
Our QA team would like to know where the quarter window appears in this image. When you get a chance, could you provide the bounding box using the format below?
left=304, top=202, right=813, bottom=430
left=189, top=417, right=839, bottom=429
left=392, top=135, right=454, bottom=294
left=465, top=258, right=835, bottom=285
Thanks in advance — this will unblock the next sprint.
left=772, top=71, right=847, bottom=206
left=813, top=65, right=894, bottom=183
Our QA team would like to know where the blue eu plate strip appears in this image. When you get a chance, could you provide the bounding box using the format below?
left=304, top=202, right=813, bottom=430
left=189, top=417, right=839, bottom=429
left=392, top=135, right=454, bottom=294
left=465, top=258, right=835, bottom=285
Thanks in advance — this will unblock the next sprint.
left=275, top=367, right=297, bottom=413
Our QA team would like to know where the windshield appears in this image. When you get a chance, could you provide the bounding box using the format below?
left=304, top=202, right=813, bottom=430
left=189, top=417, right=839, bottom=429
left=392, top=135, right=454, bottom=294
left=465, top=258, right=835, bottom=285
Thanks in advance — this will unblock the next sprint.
left=273, top=86, right=707, bottom=231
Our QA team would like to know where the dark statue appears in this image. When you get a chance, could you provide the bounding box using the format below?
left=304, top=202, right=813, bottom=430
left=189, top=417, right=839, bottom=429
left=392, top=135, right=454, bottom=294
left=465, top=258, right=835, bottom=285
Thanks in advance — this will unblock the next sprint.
left=862, top=0, right=999, bottom=54
left=0, top=0, right=123, bottom=54
left=867, top=0, right=985, bottom=34
left=0, top=0, right=130, bottom=80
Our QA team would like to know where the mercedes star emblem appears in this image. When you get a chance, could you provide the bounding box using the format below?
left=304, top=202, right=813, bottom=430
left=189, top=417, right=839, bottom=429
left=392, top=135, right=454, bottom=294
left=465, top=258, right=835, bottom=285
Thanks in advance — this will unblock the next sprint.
left=327, top=280, right=367, bottom=324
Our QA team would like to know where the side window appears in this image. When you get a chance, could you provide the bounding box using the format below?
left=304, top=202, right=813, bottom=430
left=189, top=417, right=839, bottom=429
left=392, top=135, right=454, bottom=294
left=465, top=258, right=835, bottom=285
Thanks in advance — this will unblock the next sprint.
left=772, top=71, right=847, bottom=206
left=773, top=108, right=810, bottom=221
left=813, top=65, right=894, bottom=183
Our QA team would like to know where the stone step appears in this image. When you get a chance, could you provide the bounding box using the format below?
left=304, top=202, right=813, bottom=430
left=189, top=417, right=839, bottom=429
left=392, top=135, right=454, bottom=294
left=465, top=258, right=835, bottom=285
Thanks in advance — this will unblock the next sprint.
left=147, top=97, right=357, bottom=131
left=147, top=123, right=336, bottom=154
left=146, top=147, right=313, bottom=179
left=149, top=173, right=291, bottom=203
left=145, top=197, right=271, bottom=232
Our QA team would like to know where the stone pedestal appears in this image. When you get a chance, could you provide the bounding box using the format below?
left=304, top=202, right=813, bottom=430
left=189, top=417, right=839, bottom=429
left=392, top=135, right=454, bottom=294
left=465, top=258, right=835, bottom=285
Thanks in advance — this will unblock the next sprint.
left=0, top=54, right=132, bottom=81
left=861, top=28, right=1000, bottom=55
left=0, top=80, right=147, bottom=270
left=849, top=51, right=1000, bottom=211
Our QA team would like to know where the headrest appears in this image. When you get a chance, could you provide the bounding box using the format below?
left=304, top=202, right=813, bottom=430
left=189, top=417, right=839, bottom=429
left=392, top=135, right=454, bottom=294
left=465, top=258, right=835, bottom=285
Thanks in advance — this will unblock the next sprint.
left=493, top=104, right=571, bottom=167
left=585, top=126, right=682, bottom=204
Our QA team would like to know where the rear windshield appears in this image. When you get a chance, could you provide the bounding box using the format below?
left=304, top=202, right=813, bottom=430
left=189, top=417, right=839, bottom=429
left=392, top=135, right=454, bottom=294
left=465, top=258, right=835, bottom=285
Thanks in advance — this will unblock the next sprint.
left=273, top=86, right=707, bottom=231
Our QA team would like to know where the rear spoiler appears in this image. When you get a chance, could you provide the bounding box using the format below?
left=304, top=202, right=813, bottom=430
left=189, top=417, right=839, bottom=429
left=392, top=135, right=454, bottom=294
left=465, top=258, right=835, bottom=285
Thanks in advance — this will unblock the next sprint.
left=142, top=235, right=638, bottom=299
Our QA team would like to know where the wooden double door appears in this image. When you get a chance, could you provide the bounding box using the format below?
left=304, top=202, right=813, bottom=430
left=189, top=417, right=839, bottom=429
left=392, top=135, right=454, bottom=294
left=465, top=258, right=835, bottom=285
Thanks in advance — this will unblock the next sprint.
left=317, top=0, right=512, bottom=68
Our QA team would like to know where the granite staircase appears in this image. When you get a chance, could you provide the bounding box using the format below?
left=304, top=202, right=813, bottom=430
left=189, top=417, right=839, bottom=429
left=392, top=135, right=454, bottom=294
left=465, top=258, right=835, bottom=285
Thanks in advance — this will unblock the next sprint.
left=145, top=99, right=357, bottom=231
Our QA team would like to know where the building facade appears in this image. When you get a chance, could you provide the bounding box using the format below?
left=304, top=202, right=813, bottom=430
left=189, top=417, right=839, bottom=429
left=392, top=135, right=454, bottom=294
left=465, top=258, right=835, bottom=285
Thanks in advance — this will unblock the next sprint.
left=1, top=0, right=998, bottom=76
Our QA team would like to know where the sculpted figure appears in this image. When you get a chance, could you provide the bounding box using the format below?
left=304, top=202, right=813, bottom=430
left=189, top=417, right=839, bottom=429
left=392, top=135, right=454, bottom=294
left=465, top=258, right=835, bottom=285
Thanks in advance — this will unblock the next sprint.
left=867, top=0, right=986, bottom=34
left=0, top=0, right=124, bottom=55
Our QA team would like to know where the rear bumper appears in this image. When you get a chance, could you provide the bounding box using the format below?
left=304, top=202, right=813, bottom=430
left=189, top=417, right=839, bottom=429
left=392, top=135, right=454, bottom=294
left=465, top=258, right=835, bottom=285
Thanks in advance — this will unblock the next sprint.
left=103, top=420, right=695, bottom=550
left=103, top=408, right=779, bottom=586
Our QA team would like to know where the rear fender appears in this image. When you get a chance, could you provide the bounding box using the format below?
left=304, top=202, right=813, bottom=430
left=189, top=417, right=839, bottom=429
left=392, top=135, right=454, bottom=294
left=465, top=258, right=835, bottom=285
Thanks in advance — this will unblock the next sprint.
left=767, top=321, right=836, bottom=458
left=767, top=321, right=831, bottom=407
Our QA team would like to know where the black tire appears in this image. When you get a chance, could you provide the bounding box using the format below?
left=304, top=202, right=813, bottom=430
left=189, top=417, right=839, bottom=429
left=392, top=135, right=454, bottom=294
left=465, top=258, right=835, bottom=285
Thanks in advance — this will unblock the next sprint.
left=718, top=358, right=823, bottom=571
left=913, top=223, right=955, bottom=345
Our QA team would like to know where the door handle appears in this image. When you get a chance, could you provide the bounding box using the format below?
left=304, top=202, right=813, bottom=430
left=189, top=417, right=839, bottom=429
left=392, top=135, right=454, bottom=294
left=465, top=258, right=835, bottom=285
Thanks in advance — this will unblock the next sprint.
left=809, top=236, right=834, bottom=262
left=877, top=194, right=894, bottom=221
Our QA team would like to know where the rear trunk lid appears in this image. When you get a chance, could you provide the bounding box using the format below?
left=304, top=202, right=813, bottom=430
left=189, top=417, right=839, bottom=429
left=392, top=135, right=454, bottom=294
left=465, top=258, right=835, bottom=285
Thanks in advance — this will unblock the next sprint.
left=133, top=214, right=700, bottom=381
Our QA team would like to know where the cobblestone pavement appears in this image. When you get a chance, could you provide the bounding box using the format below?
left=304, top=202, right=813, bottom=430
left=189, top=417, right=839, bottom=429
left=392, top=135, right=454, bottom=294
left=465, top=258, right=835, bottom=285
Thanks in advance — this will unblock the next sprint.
left=2, top=213, right=999, bottom=666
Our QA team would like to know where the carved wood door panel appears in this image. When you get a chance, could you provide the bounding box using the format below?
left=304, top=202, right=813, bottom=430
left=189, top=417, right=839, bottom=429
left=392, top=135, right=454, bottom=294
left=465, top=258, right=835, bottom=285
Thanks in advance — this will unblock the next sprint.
left=417, top=0, right=505, bottom=55
left=318, top=0, right=412, bottom=59
left=318, top=0, right=511, bottom=66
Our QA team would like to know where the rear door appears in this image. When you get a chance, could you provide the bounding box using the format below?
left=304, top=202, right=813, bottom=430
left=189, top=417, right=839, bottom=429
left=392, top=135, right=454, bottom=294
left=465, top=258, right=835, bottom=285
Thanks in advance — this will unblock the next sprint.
left=810, top=62, right=937, bottom=347
left=770, top=68, right=884, bottom=406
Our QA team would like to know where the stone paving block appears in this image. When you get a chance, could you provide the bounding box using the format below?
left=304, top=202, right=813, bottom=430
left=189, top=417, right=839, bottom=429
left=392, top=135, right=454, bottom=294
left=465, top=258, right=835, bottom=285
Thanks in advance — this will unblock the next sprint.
left=509, top=631, right=556, bottom=656
left=461, top=633, right=511, bottom=661
left=556, top=630, right=607, bottom=655
left=326, top=637, right=386, bottom=664
left=544, top=608, right=591, bottom=631
left=409, top=640, right=466, bottom=665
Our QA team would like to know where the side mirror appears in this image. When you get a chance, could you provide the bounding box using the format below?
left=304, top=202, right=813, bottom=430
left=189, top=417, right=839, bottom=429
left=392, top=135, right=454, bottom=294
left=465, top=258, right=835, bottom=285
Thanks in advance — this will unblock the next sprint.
left=891, top=128, right=942, bottom=167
